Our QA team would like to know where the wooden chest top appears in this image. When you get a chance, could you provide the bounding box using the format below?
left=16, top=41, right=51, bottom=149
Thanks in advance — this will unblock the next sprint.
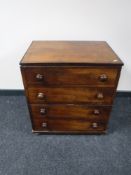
left=20, top=41, right=123, bottom=66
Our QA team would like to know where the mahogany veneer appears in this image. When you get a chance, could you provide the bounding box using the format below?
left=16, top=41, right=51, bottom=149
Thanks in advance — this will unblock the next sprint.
left=20, top=41, right=123, bottom=134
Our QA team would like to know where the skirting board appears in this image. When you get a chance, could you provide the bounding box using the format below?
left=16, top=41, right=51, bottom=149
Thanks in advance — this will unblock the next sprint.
left=0, top=90, right=131, bottom=97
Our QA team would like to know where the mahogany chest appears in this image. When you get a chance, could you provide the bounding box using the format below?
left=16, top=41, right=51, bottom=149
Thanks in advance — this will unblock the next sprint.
left=20, top=41, right=123, bottom=134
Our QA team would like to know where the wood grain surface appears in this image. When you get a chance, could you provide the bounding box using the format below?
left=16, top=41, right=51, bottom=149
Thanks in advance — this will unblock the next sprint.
left=20, top=41, right=123, bottom=65
left=22, top=66, right=119, bottom=86
left=20, top=41, right=123, bottom=134
left=32, top=118, right=107, bottom=131
left=27, top=87, right=115, bottom=105
left=30, top=104, right=111, bottom=121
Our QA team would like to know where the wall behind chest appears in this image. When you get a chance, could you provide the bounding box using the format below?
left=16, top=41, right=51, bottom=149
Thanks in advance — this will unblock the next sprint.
left=0, top=0, right=130, bottom=90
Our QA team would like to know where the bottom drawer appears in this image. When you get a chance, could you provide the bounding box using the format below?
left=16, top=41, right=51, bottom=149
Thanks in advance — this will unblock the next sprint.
left=32, top=119, right=107, bottom=132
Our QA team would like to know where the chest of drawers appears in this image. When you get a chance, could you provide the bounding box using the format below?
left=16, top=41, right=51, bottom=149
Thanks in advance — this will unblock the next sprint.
left=20, top=41, right=123, bottom=134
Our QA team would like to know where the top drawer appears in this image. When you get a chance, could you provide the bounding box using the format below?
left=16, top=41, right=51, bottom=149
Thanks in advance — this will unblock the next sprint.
left=21, top=67, right=119, bottom=86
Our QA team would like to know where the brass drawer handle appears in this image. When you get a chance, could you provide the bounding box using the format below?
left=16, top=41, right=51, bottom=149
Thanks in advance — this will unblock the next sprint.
left=40, top=108, right=46, bottom=115
left=42, top=122, right=47, bottom=128
left=93, top=109, right=100, bottom=115
left=99, top=74, right=108, bottom=82
left=92, top=122, right=98, bottom=128
left=97, top=92, right=103, bottom=99
left=37, top=92, right=45, bottom=99
left=36, top=74, right=43, bottom=80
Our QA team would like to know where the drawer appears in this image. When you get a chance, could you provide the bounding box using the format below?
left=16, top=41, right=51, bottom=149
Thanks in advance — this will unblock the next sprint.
left=28, top=87, right=115, bottom=105
left=30, top=104, right=111, bottom=121
left=32, top=119, right=107, bottom=131
left=22, top=67, right=119, bottom=86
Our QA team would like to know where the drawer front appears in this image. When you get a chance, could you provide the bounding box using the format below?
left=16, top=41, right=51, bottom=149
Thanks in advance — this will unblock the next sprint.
left=30, top=104, right=111, bottom=121
left=32, top=119, right=107, bottom=131
left=28, top=87, right=114, bottom=105
left=22, top=67, right=119, bottom=86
